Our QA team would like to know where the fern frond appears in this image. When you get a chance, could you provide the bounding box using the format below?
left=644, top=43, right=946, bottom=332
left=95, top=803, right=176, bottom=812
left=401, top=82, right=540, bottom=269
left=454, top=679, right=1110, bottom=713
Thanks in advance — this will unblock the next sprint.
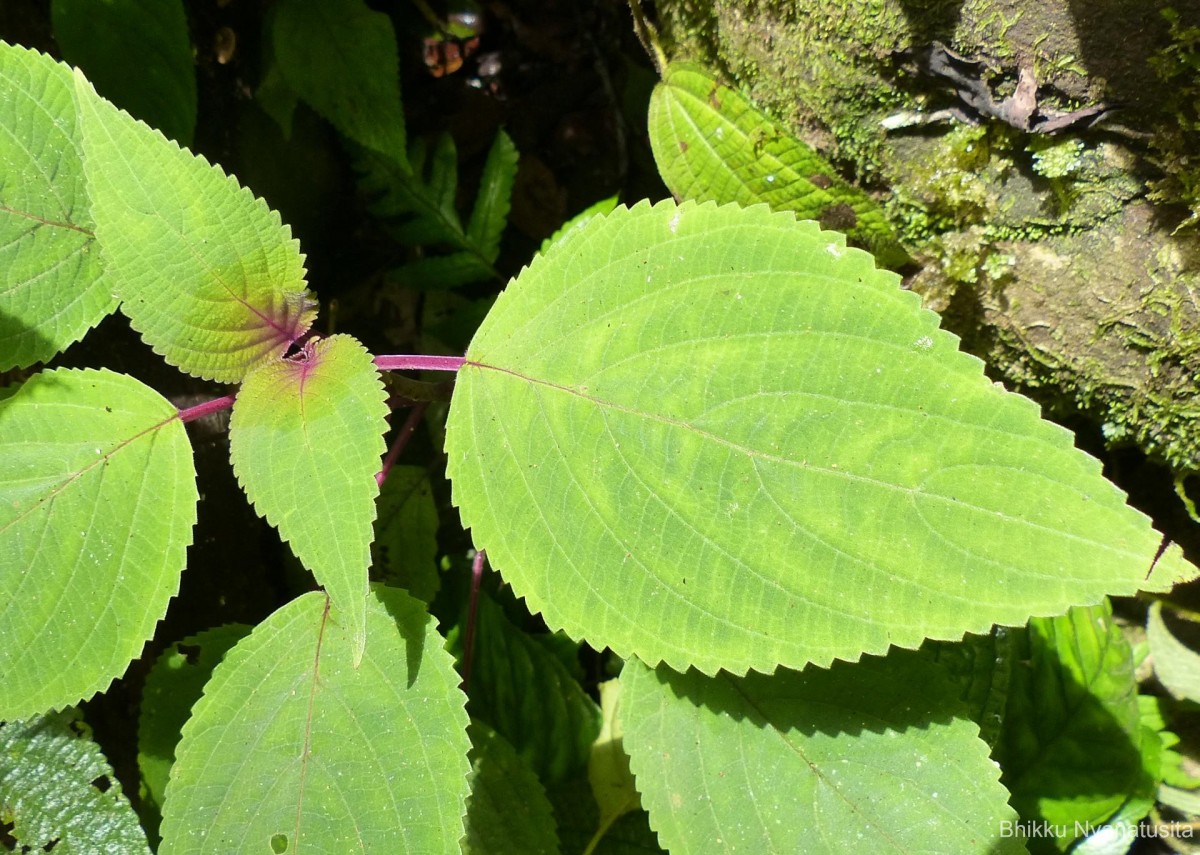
left=357, top=129, right=519, bottom=289
left=466, top=131, right=519, bottom=265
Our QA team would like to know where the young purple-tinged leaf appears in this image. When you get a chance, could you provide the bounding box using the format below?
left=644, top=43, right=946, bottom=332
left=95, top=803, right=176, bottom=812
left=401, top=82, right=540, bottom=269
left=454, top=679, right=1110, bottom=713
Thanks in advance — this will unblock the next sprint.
left=0, top=42, right=116, bottom=370
left=160, top=588, right=471, bottom=854
left=445, top=199, right=1197, bottom=676
left=0, top=368, right=196, bottom=719
left=229, top=335, right=388, bottom=663
left=72, top=69, right=316, bottom=383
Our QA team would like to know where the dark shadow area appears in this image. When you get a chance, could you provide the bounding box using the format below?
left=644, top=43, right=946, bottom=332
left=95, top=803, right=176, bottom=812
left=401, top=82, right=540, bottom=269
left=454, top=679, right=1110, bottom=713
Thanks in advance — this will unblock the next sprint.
left=895, top=0, right=967, bottom=48
left=373, top=584, right=429, bottom=689
left=1063, top=0, right=1194, bottom=119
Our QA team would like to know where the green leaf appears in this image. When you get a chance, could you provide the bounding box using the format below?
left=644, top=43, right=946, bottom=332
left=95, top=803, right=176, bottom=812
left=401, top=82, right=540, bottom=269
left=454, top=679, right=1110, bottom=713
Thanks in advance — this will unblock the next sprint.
left=0, top=709, right=151, bottom=854
left=540, top=196, right=621, bottom=256
left=926, top=628, right=1016, bottom=747
left=391, top=252, right=495, bottom=291
left=466, top=130, right=519, bottom=265
left=73, top=69, right=316, bottom=383
left=649, top=63, right=911, bottom=269
left=159, top=587, right=471, bottom=853
left=0, top=42, right=116, bottom=370
left=548, top=776, right=664, bottom=855
left=589, top=679, right=640, bottom=834
left=445, top=199, right=1194, bottom=675
left=51, top=0, right=195, bottom=144
left=997, top=600, right=1152, bottom=852
left=1141, top=694, right=1200, bottom=791
left=621, top=651, right=1022, bottom=854
left=462, top=721, right=559, bottom=855
left=357, top=129, right=517, bottom=288
left=465, top=593, right=601, bottom=783
left=271, top=0, right=407, bottom=162
left=230, top=334, right=388, bottom=664
left=374, top=465, right=440, bottom=603
left=139, top=624, right=252, bottom=812
left=0, top=368, right=196, bottom=719
left=1148, top=601, right=1200, bottom=704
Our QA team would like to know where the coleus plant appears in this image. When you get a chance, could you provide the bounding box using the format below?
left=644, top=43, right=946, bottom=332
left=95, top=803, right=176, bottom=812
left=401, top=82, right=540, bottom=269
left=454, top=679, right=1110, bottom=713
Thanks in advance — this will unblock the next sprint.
left=0, top=35, right=1194, bottom=855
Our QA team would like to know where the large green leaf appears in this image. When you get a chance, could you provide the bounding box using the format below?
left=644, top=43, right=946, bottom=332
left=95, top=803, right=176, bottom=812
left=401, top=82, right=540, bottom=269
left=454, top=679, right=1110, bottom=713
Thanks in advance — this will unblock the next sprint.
left=621, top=652, right=1023, bottom=854
left=997, top=600, right=1154, bottom=852
left=649, top=63, right=911, bottom=269
left=446, top=199, right=1195, bottom=675
left=0, top=709, right=151, bottom=854
left=159, top=587, right=471, bottom=854
left=0, top=42, right=116, bottom=370
left=229, top=334, right=388, bottom=664
left=51, top=0, right=195, bottom=144
left=271, top=0, right=407, bottom=161
left=0, top=368, right=196, bottom=719
left=73, top=70, right=316, bottom=383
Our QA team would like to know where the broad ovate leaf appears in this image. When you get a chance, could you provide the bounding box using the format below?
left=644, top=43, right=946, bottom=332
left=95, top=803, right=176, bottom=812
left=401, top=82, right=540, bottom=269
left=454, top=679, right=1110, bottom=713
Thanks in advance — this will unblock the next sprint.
left=229, top=334, right=388, bottom=662
left=621, top=652, right=1022, bottom=854
left=650, top=63, right=910, bottom=269
left=0, top=42, right=116, bottom=370
left=0, top=368, right=196, bottom=719
left=159, top=587, right=471, bottom=854
left=445, top=199, right=1194, bottom=675
left=73, top=69, right=315, bottom=383
left=0, top=710, right=151, bottom=854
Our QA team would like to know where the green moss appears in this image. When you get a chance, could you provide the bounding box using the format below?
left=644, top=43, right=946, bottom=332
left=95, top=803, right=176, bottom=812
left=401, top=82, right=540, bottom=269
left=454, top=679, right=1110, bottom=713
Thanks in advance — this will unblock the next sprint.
left=1148, top=7, right=1200, bottom=230
left=1029, top=137, right=1084, bottom=179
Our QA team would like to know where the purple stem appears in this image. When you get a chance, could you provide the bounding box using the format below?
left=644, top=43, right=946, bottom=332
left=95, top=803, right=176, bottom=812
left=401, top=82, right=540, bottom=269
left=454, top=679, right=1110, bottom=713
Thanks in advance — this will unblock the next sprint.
left=377, top=402, right=428, bottom=487
left=374, top=354, right=465, bottom=372
left=178, top=394, right=236, bottom=424
left=462, top=549, right=486, bottom=692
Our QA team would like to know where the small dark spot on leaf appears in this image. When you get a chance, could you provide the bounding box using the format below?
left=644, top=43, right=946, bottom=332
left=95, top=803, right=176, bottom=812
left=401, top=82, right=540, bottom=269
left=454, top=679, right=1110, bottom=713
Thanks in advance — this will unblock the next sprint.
left=176, top=643, right=202, bottom=665
left=90, top=775, right=111, bottom=793
left=678, top=140, right=688, bottom=153
left=104, top=406, right=112, bottom=413
left=707, top=85, right=721, bottom=110
left=44, top=836, right=60, bottom=851
left=270, top=832, right=289, bottom=853
left=808, top=174, right=833, bottom=189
